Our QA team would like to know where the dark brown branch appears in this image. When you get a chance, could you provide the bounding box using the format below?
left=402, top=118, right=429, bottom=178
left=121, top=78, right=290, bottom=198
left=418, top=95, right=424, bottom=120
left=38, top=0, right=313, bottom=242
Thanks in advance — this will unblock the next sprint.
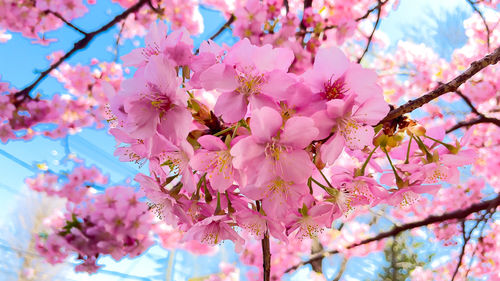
left=451, top=212, right=486, bottom=281
left=316, top=0, right=388, bottom=34
left=304, top=0, right=313, bottom=9
left=464, top=211, right=493, bottom=279
left=194, top=14, right=235, bottom=55
left=451, top=221, right=470, bottom=281
left=466, top=0, right=491, bottom=51
left=14, top=0, right=149, bottom=101
left=209, top=14, right=236, bottom=41
left=262, top=231, right=271, bottom=281
left=285, top=194, right=500, bottom=273
left=446, top=115, right=500, bottom=133
left=356, top=0, right=388, bottom=22
left=284, top=0, right=289, bottom=14
left=357, top=0, right=382, bottom=63
left=379, top=45, right=500, bottom=124
left=299, top=0, right=313, bottom=30
left=455, top=89, right=482, bottom=116
left=45, top=10, right=87, bottom=35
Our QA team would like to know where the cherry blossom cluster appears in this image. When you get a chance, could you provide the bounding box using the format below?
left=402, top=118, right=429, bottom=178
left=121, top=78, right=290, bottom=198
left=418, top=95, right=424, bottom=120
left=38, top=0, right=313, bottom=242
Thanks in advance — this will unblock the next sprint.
left=2, top=0, right=499, bottom=279
left=0, top=0, right=89, bottom=44
left=0, top=60, right=124, bottom=142
left=29, top=167, right=155, bottom=273
left=106, top=21, right=473, bottom=254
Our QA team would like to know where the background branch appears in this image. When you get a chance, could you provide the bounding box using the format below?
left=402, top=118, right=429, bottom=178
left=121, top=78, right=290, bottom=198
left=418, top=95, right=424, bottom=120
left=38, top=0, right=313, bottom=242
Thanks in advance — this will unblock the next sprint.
left=379, top=46, right=500, bottom=124
left=357, top=0, right=382, bottom=63
left=465, top=0, right=491, bottom=51
left=285, top=194, right=500, bottom=273
left=446, top=115, right=500, bottom=133
left=44, top=10, right=87, bottom=35
left=14, top=0, right=149, bottom=102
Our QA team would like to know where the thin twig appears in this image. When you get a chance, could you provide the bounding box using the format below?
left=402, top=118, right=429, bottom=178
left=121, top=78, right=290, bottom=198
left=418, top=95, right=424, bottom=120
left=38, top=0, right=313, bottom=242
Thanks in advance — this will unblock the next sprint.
left=194, top=14, right=235, bottom=55
left=464, top=211, right=493, bottom=279
left=465, top=0, right=491, bottom=51
left=446, top=115, right=500, bottom=133
left=44, top=10, right=87, bottom=35
left=379, top=46, right=500, bottom=124
left=356, top=0, right=388, bottom=22
left=451, top=212, right=486, bottom=281
left=332, top=257, right=347, bottom=281
left=455, top=89, right=482, bottom=116
left=210, top=14, right=235, bottom=41
left=285, top=194, right=500, bottom=273
left=14, top=0, right=149, bottom=102
left=357, top=0, right=382, bottom=63
left=114, top=21, right=127, bottom=62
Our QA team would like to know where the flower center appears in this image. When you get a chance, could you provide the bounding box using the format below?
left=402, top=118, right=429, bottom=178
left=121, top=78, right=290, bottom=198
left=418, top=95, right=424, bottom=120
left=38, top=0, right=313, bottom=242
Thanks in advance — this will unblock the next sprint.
left=321, top=76, right=348, bottom=100
left=146, top=82, right=173, bottom=112
left=264, top=141, right=290, bottom=161
left=141, top=42, right=160, bottom=61
left=236, top=72, right=265, bottom=96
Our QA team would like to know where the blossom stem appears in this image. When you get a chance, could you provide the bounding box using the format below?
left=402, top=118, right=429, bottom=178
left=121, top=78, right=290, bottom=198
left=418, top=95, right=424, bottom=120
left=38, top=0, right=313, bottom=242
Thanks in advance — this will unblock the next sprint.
left=404, top=135, right=413, bottom=164
left=310, top=177, right=329, bottom=191
left=214, top=192, right=224, bottom=215
left=423, top=134, right=455, bottom=152
left=360, top=145, right=379, bottom=176
left=414, top=135, right=433, bottom=161
left=318, top=169, right=333, bottom=188
left=213, top=125, right=236, bottom=136
left=382, top=147, right=403, bottom=186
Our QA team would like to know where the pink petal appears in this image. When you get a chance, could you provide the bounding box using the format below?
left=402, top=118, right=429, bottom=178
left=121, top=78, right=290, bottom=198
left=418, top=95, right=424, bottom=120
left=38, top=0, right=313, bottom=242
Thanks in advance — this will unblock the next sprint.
left=321, top=133, right=345, bottom=165
left=230, top=137, right=265, bottom=169
left=260, top=70, right=296, bottom=100
left=311, top=110, right=336, bottom=140
left=214, top=91, right=247, bottom=123
left=280, top=116, right=318, bottom=148
left=200, top=63, right=239, bottom=91
left=197, top=135, right=227, bottom=151
left=314, top=47, right=349, bottom=81
left=249, top=107, right=282, bottom=143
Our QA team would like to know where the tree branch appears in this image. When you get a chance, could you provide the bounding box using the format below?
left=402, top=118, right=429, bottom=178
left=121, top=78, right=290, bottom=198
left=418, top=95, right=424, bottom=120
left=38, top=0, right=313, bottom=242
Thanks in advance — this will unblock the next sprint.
left=209, top=14, right=235, bottom=41
left=285, top=194, right=500, bottom=273
left=14, top=0, right=149, bottom=101
left=455, top=89, right=482, bottom=116
left=379, top=46, right=500, bottom=124
left=194, top=14, right=235, bottom=55
left=321, top=0, right=388, bottom=34
left=310, top=238, right=324, bottom=273
left=284, top=0, right=289, bottom=14
left=44, top=10, right=87, bottom=35
left=356, top=0, right=388, bottom=22
left=451, top=212, right=486, bottom=281
left=465, top=0, right=491, bottom=51
left=262, top=231, right=271, bottom=281
left=357, top=0, right=382, bottom=63
left=332, top=257, right=347, bottom=281
left=446, top=115, right=500, bottom=133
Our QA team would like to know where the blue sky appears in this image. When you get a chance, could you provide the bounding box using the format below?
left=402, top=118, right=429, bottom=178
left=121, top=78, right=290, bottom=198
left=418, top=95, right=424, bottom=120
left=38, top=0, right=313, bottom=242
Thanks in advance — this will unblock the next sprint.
left=0, top=0, right=474, bottom=280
